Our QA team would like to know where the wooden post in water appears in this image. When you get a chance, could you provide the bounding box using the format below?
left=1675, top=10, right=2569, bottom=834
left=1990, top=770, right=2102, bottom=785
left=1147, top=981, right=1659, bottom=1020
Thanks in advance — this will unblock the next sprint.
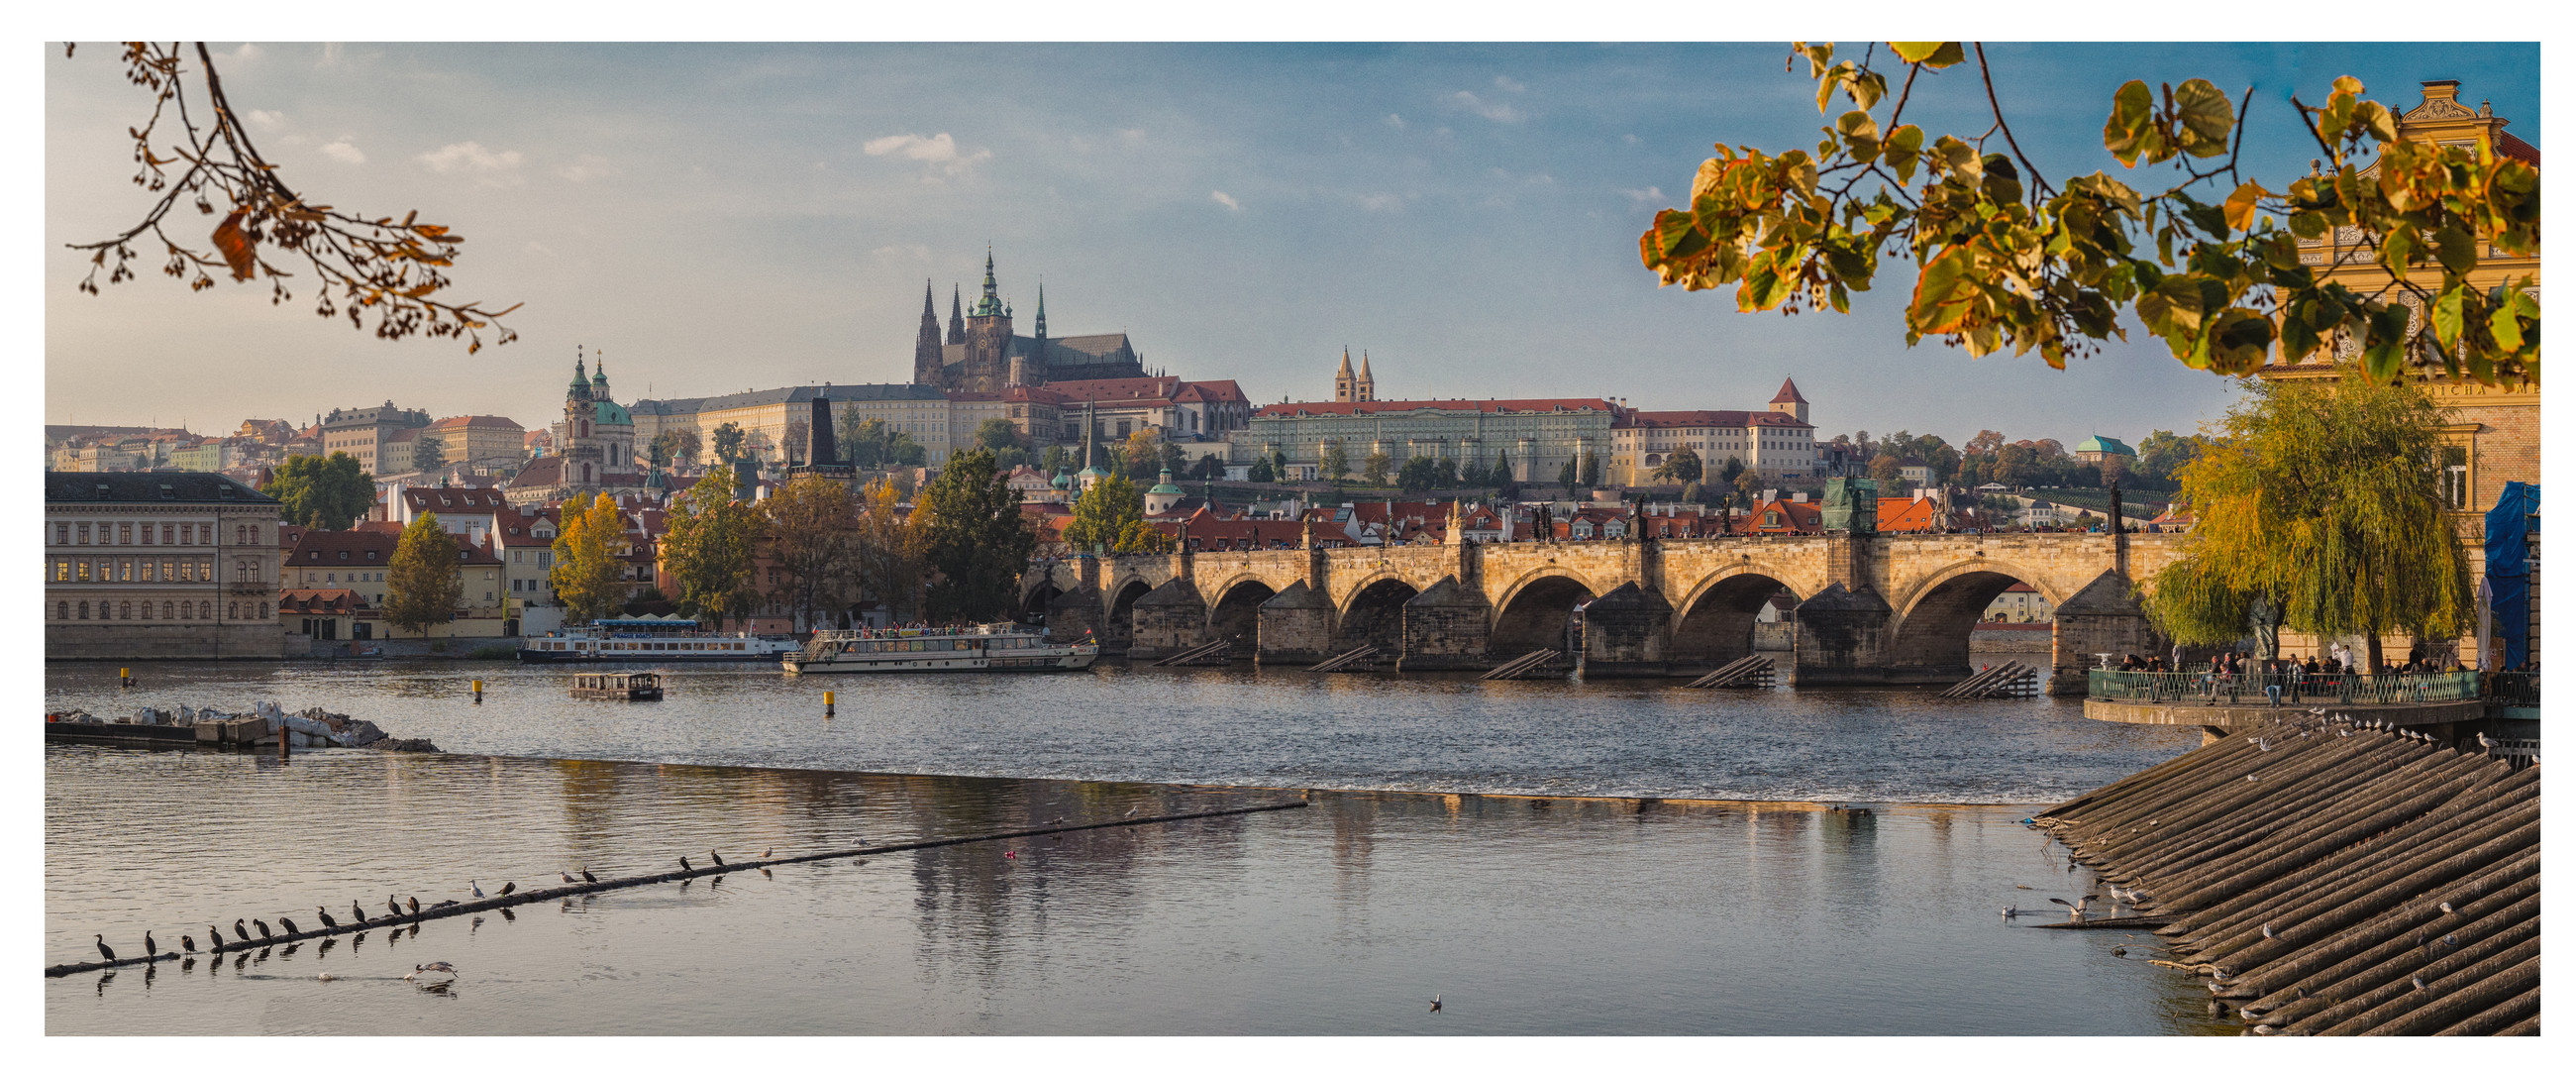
left=277, top=720, right=289, bottom=758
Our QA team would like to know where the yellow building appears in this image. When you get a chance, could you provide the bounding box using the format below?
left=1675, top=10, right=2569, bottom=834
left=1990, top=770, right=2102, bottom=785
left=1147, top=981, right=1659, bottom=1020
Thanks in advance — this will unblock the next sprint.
left=2258, top=79, right=2538, bottom=662
left=280, top=526, right=507, bottom=640
left=420, top=415, right=530, bottom=465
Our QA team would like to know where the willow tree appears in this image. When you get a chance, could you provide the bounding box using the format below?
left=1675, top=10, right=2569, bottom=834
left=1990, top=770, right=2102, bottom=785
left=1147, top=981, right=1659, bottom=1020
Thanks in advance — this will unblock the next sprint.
left=2142, top=369, right=2471, bottom=671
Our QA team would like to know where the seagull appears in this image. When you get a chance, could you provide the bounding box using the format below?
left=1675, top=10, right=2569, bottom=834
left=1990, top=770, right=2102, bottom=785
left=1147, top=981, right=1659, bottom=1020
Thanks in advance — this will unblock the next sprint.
left=711, top=851, right=725, bottom=867
left=2438, top=902, right=2454, bottom=913
left=318, top=907, right=337, bottom=929
left=207, top=926, right=226, bottom=952
left=2412, top=973, right=2426, bottom=992
left=95, top=934, right=117, bottom=962
left=2256, top=738, right=2272, bottom=752
left=253, top=918, right=272, bottom=940
left=181, top=934, right=197, bottom=954
left=561, top=871, right=576, bottom=884
left=406, top=961, right=459, bottom=980
left=145, top=931, right=156, bottom=958
left=2245, top=774, right=2258, bottom=783
left=316, top=972, right=337, bottom=982
left=2262, top=923, right=2276, bottom=939
left=760, top=848, right=773, bottom=859
left=407, top=896, right=421, bottom=915
left=352, top=900, right=367, bottom=924
left=1125, top=805, right=1142, bottom=818
left=678, top=856, right=694, bottom=872
left=580, top=869, right=597, bottom=884
left=2001, top=906, right=2020, bottom=918
left=2050, top=898, right=2088, bottom=919
left=1429, top=994, right=1442, bottom=1014
left=235, top=919, right=252, bottom=942
left=471, top=881, right=485, bottom=899
left=279, top=916, right=300, bottom=937
left=2443, top=933, right=2458, bottom=948
left=498, top=882, right=515, bottom=897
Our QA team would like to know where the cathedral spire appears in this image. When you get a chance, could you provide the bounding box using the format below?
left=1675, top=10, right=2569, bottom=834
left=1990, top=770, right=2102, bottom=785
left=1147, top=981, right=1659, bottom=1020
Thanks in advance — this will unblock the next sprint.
left=923, top=277, right=936, bottom=317
left=1034, top=280, right=1048, bottom=337
left=948, top=284, right=966, bottom=344
left=569, top=346, right=592, bottom=400
left=973, top=248, right=1003, bottom=317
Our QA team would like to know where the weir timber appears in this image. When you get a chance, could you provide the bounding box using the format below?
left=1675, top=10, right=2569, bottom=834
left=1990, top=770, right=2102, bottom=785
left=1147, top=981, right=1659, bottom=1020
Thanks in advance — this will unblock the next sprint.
left=2033, top=710, right=2539, bottom=1036
left=1025, top=529, right=2180, bottom=692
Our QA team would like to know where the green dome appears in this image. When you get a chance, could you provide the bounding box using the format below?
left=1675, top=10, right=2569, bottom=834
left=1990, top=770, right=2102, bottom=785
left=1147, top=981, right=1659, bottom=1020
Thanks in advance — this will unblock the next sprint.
left=594, top=399, right=634, bottom=427
left=1078, top=464, right=1111, bottom=479
left=1050, top=471, right=1071, bottom=488
left=2075, top=434, right=2134, bottom=457
left=1148, top=467, right=1183, bottom=495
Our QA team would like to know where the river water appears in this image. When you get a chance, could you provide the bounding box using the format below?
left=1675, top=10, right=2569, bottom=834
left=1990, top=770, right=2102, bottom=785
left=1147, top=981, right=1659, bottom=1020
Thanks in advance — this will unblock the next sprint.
left=45, top=660, right=2218, bottom=1034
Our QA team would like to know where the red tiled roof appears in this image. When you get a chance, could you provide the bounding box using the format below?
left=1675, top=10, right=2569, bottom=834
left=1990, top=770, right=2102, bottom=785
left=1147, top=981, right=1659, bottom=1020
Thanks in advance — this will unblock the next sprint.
left=1619, top=409, right=1810, bottom=430
left=2497, top=131, right=2540, bottom=166
left=1771, top=376, right=1807, bottom=404
left=277, top=588, right=361, bottom=613
left=1046, top=376, right=1181, bottom=403
left=1875, top=496, right=1939, bottom=532
left=1257, top=398, right=1618, bottom=418
left=286, top=529, right=401, bottom=563
left=1174, top=379, right=1248, bottom=404
left=403, top=487, right=512, bottom=511
left=426, top=415, right=527, bottom=431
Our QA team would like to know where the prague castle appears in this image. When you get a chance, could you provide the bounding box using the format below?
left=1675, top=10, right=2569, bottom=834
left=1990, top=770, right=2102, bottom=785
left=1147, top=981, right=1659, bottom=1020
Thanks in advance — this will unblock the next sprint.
left=913, top=252, right=1147, bottom=392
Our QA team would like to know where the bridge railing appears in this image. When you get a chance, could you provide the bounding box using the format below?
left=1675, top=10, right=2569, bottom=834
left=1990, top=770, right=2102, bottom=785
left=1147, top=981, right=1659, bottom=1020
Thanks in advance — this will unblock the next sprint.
left=2088, top=670, right=2483, bottom=706
left=2483, top=671, right=2541, bottom=707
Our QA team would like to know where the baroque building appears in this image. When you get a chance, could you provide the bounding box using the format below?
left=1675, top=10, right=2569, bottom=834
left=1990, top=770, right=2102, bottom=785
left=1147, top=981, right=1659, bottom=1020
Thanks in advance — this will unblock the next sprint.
left=912, top=252, right=1146, bottom=391
left=504, top=350, right=644, bottom=504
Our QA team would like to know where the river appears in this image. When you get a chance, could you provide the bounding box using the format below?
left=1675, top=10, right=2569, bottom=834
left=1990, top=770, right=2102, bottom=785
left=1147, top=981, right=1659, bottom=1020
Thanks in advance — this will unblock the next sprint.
left=45, top=660, right=2219, bottom=1034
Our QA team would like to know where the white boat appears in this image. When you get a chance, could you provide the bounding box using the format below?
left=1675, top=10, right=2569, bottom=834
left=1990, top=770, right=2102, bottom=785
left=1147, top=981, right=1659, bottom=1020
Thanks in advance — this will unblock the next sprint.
left=784, top=623, right=1098, bottom=675
left=519, top=620, right=802, bottom=663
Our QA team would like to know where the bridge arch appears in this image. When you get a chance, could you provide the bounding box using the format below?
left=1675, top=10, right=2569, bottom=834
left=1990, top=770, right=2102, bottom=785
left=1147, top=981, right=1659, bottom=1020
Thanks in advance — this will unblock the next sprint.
left=1488, top=569, right=1597, bottom=658
left=1670, top=567, right=1807, bottom=667
left=1104, top=576, right=1155, bottom=650
left=1205, top=574, right=1277, bottom=649
left=1886, top=559, right=2059, bottom=677
left=1336, top=575, right=1419, bottom=654
left=1019, top=581, right=1064, bottom=624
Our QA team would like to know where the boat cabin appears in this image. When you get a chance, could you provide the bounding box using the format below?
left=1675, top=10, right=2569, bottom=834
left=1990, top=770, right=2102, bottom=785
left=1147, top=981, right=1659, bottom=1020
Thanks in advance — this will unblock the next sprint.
left=569, top=672, right=664, bottom=700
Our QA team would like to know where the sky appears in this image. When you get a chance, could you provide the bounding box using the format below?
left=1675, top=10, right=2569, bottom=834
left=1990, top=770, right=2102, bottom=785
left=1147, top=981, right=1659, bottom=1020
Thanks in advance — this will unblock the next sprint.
left=43, top=42, right=2539, bottom=448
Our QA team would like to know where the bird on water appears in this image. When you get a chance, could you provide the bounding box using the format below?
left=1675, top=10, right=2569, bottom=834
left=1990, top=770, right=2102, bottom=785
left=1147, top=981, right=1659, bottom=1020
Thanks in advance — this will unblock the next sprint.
left=711, top=851, right=725, bottom=867
left=2001, top=906, right=2020, bottom=918
left=316, top=972, right=337, bottom=982
left=1125, top=805, right=1141, bottom=818
left=407, top=896, right=421, bottom=915
left=499, top=882, right=515, bottom=897
left=761, top=848, right=773, bottom=859
left=253, top=918, right=273, bottom=940
left=389, top=895, right=403, bottom=915
left=145, top=931, right=157, bottom=958
left=208, top=926, right=226, bottom=952
left=1429, top=995, right=1442, bottom=1014
left=2049, top=898, right=2088, bottom=919
left=318, top=907, right=337, bottom=929
left=562, top=871, right=576, bottom=884
left=235, top=919, right=252, bottom=942
left=471, top=881, right=485, bottom=899
left=181, top=934, right=197, bottom=954
left=405, top=962, right=459, bottom=981
left=95, top=934, right=117, bottom=962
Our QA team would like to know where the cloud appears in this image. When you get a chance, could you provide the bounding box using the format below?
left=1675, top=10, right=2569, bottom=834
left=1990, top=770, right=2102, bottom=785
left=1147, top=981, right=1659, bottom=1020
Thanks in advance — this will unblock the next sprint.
left=416, top=141, right=525, bottom=185
left=862, top=132, right=990, bottom=176
left=1117, top=128, right=1147, bottom=149
left=1494, top=75, right=1526, bottom=93
left=318, top=140, right=365, bottom=164
left=246, top=109, right=285, bottom=129
left=556, top=155, right=619, bottom=182
left=224, top=44, right=261, bottom=63
left=1384, top=113, right=1405, bottom=130
left=1449, top=90, right=1522, bottom=123
left=1621, top=186, right=1668, bottom=206
left=1358, top=193, right=1400, bottom=212
left=1210, top=190, right=1241, bottom=211
left=1622, top=133, right=1641, bottom=146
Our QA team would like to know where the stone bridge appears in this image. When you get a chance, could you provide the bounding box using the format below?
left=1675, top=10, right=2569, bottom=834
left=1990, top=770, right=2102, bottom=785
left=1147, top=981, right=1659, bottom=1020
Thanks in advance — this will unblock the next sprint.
left=1020, top=529, right=2183, bottom=692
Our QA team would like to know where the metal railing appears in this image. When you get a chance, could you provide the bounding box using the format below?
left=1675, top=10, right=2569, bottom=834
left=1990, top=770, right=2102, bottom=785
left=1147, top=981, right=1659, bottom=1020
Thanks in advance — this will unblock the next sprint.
left=2483, top=671, right=2541, bottom=707
left=2088, top=669, right=2483, bottom=706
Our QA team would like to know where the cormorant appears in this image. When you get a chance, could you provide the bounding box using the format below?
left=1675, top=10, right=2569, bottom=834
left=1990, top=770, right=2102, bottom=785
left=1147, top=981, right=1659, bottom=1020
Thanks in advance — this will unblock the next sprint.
left=1429, top=994, right=1442, bottom=1014
left=95, top=934, right=117, bottom=961
left=678, top=856, right=694, bottom=872
left=318, top=907, right=337, bottom=929
left=208, top=926, right=226, bottom=952
left=252, top=918, right=272, bottom=940
left=407, top=896, right=421, bottom=915
left=710, top=851, right=724, bottom=867
left=235, top=919, right=252, bottom=942
left=562, top=871, right=576, bottom=884
left=145, top=931, right=156, bottom=957
left=279, top=916, right=300, bottom=937
left=580, top=869, right=596, bottom=884
left=499, top=882, right=516, bottom=897
left=181, top=934, right=198, bottom=954
left=352, top=900, right=367, bottom=924
left=389, top=895, right=403, bottom=915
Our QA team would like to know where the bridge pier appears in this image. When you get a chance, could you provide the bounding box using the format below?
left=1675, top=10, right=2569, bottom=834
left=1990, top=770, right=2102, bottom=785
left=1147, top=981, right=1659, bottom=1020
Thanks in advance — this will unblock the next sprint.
left=1790, top=582, right=1895, bottom=686
left=1128, top=579, right=1210, bottom=661
left=1579, top=581, right=1672, bottom=678
left=1255, top=580, right=1334, bottom=665
left=2046, top=571, right=2160, bottom=696
left=1396, top=577, right=1491, bottom=671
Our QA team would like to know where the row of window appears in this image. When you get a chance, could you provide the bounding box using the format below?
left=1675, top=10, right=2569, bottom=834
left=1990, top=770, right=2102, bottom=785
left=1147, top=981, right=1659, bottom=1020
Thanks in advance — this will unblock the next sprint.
left=51, top=558, right=229, bottom=583
left=52, top=521, right=227, bottom=546
left=53, top=599, right=266, bottom=621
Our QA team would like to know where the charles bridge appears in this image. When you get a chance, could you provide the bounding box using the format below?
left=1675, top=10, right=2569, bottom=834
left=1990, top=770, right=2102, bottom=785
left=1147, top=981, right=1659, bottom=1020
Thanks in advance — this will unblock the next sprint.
left=1022, top=525, right=2183, bottom=694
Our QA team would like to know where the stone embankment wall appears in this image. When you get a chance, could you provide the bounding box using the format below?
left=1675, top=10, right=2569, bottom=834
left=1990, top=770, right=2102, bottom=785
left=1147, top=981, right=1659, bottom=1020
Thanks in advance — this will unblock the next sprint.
left=2034, top=711, right=2537, bottom=1035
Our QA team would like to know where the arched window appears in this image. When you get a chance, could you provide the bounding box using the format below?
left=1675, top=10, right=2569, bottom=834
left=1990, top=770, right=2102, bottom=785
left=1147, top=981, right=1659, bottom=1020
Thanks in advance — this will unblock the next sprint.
left=119, top=601, right=132, bottom=620
left=162, top=600, right=174, bottom=619
left=581, top=463, right=592, bottom=483
left=227, top=602, right=239, bottom=620
left=55, top=601, right=67, bottom=620
left=77, top=601, right=89, bottom=620
left=259, top=601, right=270, bottom=620
left=140, top=601, right=153, bottom=620
left=198, top=600, right=212, bottom=620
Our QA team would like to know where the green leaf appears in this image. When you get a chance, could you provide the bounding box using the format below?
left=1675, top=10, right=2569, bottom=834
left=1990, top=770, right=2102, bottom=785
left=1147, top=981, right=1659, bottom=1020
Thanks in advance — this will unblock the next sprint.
left=2431, top=226, right=2476, bottom=276
left=2287, top=210, right=2328, bottom=240
left=1888, top=42, right=1965, bottom=68
left=2104, top=80, right=2158, bottom=167
left=1884, top=124, right=1923, bottom=184
left=2211, top=308, right=2275, bottom=374
left=2431, top=286, right=2466, bottom=350
left=2379, top=228, right=2414, bottom=273
left=1837, top=110, right=1881, bottom=162
left=1909, top=245, right=1980, bottom=334
left=2353, top=100, right=2399, bottom=143
left=2489, top=298, right=2526, bottom=352
left=2172, top=78, right=2235, bottom=158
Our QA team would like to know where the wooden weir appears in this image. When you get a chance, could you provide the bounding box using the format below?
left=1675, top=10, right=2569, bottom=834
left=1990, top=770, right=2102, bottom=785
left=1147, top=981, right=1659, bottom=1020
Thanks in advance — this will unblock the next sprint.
left=1481, top=649, right=1567, bottom=681
left=1306, top=646, right=1380, bottom=673
left=1939, top=660, right=2039, bottom=698
left=1151, top=639, right=1233, bottom=667
left=1681, top=655, right=1777, bottom=690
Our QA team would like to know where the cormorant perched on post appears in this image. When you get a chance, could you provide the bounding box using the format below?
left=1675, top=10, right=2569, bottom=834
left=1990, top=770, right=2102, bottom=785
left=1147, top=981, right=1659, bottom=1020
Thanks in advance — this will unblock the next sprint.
left=407, top=896, right=421, bottom=915
left=498, top=882, right=515, bottom=897
left=389, top=895, right=403, bottom=916
left=181, top=933, right=197, bottom=954
left=234, top=919, right=252, bottom=942
left=678, top=856, right=694, bottom=872
left=352, top=900, right=367, bottom=924
left=318, top=907, right=337, bottom=929
left=252, top=918, right=271, bottom=940
left=580, top=868, right=596, bottom=884
left=94, top=934, right=116, bottom=962
left=208, top=926, right=226, bottom=952
left=145, top=931, right=156, bottom=958
left=278, top=916, right=300, bottom=937
left=710, top=850, right=724, bottom=867
left=561, top=871, right=576, bottom=884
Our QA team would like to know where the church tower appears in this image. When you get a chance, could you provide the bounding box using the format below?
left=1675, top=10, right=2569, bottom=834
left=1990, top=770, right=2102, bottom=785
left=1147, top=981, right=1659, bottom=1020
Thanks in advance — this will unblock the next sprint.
left=913, top=278, right=946, bottom=385
left=946, top=284, right=967, bottom=345
left=1334, top=348, right=1357, bottom=402
left=1356, top=352, right=1376, bottom=401
left=961, top=250, right=1015, bottom=392
left=1769, top=376, right=1809, bottom=423
left=557, top=348, right=603, bottom=492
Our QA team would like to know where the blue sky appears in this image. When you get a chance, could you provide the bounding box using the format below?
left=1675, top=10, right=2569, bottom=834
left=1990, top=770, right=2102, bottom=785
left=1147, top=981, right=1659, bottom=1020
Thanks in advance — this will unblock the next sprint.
left=44, top=42, right=2539, bottom=447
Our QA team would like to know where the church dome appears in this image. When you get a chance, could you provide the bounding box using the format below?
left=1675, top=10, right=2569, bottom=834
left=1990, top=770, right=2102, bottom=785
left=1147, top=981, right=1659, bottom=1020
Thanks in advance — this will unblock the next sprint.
left=594, top=399, right=635, bottom=427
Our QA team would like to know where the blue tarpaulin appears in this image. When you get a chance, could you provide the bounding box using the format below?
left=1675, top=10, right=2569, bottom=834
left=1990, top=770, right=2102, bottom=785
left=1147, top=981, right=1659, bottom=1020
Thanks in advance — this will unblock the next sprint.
left=2484, top=482, right=2538, bottom=669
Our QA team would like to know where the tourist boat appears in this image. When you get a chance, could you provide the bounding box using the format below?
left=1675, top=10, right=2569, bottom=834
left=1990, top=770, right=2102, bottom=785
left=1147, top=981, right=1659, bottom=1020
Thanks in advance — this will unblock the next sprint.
left=784, top=623, right=1098, bottom=675
left=518, top=619, right=801, bottom=663
left=568, top=672, right=664, bottom=700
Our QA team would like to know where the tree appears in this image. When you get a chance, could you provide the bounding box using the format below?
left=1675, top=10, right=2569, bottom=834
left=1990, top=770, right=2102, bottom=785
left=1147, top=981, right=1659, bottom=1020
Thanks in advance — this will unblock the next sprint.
left=1247, top=456, right=1275, bottom=483
left=1362, top=450, right=1392, bottom=486
left=761, top=476, right=859, bottom=631
left=1397, top=456, right=1440, bottom=492
left=381, top=511, right=463, bottom=638
left=2136, top=428, right=2211, bottom=486
left=782, top=418, right=809, bottom=466
left=1271, top=450, right=1291, bottom=482
left=63, top=44, right=520, bottom=354
left=851, top=479, right=926, bottom=622
left=410, top=434, right=447, bottom=474
left=1734, top=467, right=1766, bottom=502
left=660, top=464, right=765, bottom=630
left=1160, top=440, right=1187, bottom=480
left=1066, top=472, right=1146, bottom=551
left=653, top=427, right=701, bottom=469
left=1558, top=458, right=1579, bottom=493
left=268, top=452, right=374, bottom=530
left=711, top=422, right=748, bottom=465
left=2143, top=368, right=2471, bottom=672
left=1718, top=456, right=1747, bottom=486
left=1579, top=454, right=1600, bottom=487
left=1435, top=457, right=1460, bottom=487
left=1188, top=454, right=1226, bottom=481
left=1640, top=47, right=2538, bottom=385
left=976, top=418, right=1023, bottom=453
left=1651, top=444, right=1704, bottom=485
left=1868, top=452, right=1906, bottom=485
left=914, top=449, right=1036, bottom=622
left=1122, top=428, right=1164, bottom=481
left=835, top=416, right=922, bottom=469
left=1681, top=480, right=1703, bottom=503
left=549, top=493, right=629, bottom=625
left=1040, top=445, right=1073, bottom=475
left=1322, top=440, right=1351, bottom=483
left=1487, top=451, right=1512, bottom=486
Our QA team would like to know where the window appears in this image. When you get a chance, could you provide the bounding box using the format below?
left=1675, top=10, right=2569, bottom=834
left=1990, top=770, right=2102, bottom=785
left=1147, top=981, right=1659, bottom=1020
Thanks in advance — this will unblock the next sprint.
left=120, top=601, right=132, bottom=619
left=76, top=561, right=90, bottom=583
left=2439, top=445, right=2471, bottom=510
left=199, top=600, right=211, bottom=619
left=54, top=523, right=67, bottom=545
left=56, top=601, right=67, bottom=620
left=259, top=602, right=269, bottom=620
left=53, top=561, right=65, bottom=583
left=228, top=602, right=239, bottom=619
left=140, top=601, right=153, bottom=620
left=77, top=601, right=88, bottom=620
left=162, top=601, right=173, bottom=619
left=76, top=523, right=90, bottom=545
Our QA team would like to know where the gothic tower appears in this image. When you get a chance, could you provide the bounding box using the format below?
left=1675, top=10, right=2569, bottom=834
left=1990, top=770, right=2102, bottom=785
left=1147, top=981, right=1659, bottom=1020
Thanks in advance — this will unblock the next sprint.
left=1334, top=348, right=1357, bottom=402
left=947, top=284, right=966, bottom=345
left=1769, top=376, right=1809, bottom=423
left=913, top=278, right=946, bottom=385
left=1356, top=352, right=1376, bottom=402
left=961, top=250, right=1014, bottom=392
